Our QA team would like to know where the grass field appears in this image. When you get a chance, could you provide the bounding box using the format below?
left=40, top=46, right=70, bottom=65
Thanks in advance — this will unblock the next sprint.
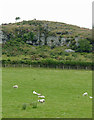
left=2, top=67, right=92, bottom=118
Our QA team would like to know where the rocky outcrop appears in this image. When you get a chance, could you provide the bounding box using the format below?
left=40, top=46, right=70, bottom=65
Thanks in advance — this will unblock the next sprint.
left=0, top=30, right=8, bottom=44
left=46, top=36, right=59, bottom=46
left=0, top=30, right=2, bottom=43
left=1, top=29, right=82, bottom=47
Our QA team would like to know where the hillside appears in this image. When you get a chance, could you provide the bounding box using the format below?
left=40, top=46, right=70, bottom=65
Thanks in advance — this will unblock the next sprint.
left=2, top=20, right=92, bottom=45
left=1, top=20, right=92, bottom=64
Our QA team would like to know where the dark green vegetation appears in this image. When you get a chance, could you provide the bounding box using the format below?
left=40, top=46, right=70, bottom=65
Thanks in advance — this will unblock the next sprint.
left=2, top=45, right=92, bottom=69
left=2, top=68, right=92, bottom=118
left=1, top=20, right=92, bottom=68
left=2, top=44, right=92, bottom=61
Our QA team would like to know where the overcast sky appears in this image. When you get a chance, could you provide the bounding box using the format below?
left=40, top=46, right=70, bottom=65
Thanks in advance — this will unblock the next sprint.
left=0, top=0, right=93, bottom=29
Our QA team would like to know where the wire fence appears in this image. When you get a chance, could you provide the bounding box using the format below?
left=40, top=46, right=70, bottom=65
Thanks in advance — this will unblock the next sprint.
left=2, top=64, right=93, bottom=70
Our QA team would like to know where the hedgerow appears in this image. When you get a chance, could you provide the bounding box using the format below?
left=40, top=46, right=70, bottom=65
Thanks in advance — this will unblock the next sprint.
left=2, top=59, right=93, bottom=69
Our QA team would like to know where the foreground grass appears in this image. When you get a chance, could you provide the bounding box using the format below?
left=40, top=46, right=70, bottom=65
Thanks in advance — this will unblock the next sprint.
left=2, top=68, right=92, bottom=118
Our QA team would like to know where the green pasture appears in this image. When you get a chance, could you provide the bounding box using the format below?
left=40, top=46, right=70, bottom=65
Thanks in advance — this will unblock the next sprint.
left=2, top=68, right=92, bottom=118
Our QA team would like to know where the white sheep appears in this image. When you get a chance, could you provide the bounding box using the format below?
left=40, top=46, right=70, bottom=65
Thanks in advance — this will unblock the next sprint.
left=83, top=92, right=88, bottom=96
left=37, top=93, right=41, bottom=96
left=13, top=85, right=18, bottom=88
left=38, top=95, right=45, bottom=98
left=38, top=99, right=45, bottom=103
left=89, top=96, right=93, bottom=99
left=33, top=91, right=37, bottom=94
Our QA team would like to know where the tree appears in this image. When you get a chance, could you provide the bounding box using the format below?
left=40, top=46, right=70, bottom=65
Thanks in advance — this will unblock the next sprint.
left=76, top=39, right=92, bottom=52
left=15, top=17, right=20, bottom=22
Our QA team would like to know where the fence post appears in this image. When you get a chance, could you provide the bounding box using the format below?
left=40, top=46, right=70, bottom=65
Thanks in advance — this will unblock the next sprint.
left=85, top=66, right=87, bottom=70
left=56, top=66, right=58, bottom=69
left=77, top=66, right=78, bottom=69
left=63, top=65, right=64, bottom=69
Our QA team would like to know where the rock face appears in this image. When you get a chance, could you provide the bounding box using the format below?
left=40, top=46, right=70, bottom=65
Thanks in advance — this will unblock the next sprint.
left=1, top=29, right=81, bottom=47
left=27, top=35, right=80, bottom=47
left=26, top=35, right=74, bottom=47
left=40, top=37, right=45, bottom=46
left=1, top=19, right=91, bottom=49
left=0, top=30, right=7, bottom=44
left=75, top=37, right=79, bottom=46
left=46, top=36, right=59, bottom=46
left=0, top=30, right=2, bottom=43
left=60, top=38, right=66, bottom=46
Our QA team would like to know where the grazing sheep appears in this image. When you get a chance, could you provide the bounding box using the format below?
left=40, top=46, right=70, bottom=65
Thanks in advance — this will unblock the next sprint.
left=37, top=93, right=41, bottom=96
left=89, top=96, right=93, bottom=99
left=33, top=91, right=37, bottom=94
left=83, top=92, right=88, bottom=96
left=38, top=95, right=45, bottom=98
left=38, top=99, right=45, bottom=103
left=13, top=85, right=18, bottom=88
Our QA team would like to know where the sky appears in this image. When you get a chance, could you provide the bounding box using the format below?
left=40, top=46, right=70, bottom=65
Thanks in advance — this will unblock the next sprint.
left=0, top=0, right=93, bottom=29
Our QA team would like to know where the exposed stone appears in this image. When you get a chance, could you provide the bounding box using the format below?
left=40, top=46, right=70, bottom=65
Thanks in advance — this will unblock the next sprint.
left=60, top=38, right=66, bottom=46
left=67, top=41, right=71, bottom=47
left=41, top=33, right=45, bottom=37
left=0, top=30, right=8, bottom=44
left=75, top=37, right=79, bottom=46
left=0, top=30, right=2, bottom=43
left=40, top=37, right=45, bottom=45
left=1, top=29, right=84, bottom=48
left=26, top=41, right=32, bottom=44
left=46, top=36, right=59, bottom=46
left=65, top=49, right=75, bottom=52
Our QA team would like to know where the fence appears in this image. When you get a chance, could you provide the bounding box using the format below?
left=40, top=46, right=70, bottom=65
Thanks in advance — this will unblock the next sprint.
left=2, top=64, right=93, bottom=70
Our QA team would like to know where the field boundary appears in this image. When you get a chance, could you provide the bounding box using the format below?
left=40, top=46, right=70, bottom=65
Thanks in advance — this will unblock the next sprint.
left=2, top=64, right=93, bottom=70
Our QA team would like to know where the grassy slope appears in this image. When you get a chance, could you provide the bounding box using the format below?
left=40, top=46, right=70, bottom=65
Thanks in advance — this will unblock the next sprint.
left=2, top=68, right=92, bottom=118
left=2, top=20, right=91, bottom=38
left=2, top=44, right=92, bottom=62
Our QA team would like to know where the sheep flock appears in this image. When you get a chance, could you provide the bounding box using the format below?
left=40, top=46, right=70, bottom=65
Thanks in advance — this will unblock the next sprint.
left=33, top=91, right=45, bottom=103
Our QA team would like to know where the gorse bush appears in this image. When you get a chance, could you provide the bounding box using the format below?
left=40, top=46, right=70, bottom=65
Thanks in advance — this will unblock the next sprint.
left=22, top=103, right=27, bottom=110
left=31, top=102, right=37, bottom=108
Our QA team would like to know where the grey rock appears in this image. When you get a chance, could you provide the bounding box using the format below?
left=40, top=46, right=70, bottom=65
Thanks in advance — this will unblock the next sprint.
left=40, top=37, right=45, bottom=45
left=46, top=36, right=59, bottom=46
left=65, top=49, right=75, bottom=52
left=75, top=37, right=79, bottom=46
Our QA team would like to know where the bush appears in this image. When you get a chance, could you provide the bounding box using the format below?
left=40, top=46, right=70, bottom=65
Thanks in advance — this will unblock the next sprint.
left=76, top=39, right=92, bottom=52
left=22, top=103, right=27, bottom=110
left=31, top=102, right=37, bottom=108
